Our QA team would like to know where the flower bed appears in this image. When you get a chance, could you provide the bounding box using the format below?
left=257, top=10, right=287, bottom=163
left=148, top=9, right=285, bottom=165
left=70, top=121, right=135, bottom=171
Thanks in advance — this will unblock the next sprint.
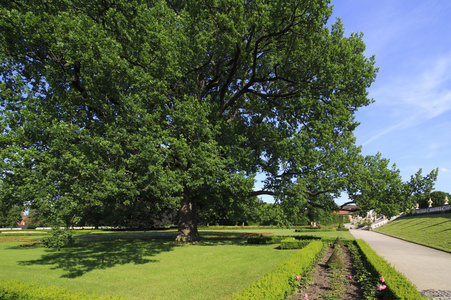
left=231, top=240, right=323, bottom=299
left=353, top=240, right=428, bottom=299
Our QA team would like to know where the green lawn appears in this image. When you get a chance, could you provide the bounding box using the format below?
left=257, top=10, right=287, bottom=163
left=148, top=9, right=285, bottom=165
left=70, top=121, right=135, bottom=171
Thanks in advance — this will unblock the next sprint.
left=0, top=229, right=309, bottom=299
left=374, top=214, right=451, bottom=253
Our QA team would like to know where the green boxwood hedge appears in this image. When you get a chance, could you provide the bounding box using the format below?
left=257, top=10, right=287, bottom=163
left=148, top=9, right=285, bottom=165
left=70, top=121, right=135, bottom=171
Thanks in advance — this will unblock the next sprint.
left=355, top=240, right=428, bottom=299
left=246, top=235, right=286, bottom=244
left=231, top=240, right=323, bottom=300
left=294, top=228, right=349, bottom=232
left=0, top=280, right=125, bottom=300
left=280, top=239, right=312, bottom=249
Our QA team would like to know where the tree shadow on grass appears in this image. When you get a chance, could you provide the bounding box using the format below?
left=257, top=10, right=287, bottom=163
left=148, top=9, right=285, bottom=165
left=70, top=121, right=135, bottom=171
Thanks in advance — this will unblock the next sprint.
left=18, top=236, right=179, bottom=278
left=16, top=230, right=272, bottom=278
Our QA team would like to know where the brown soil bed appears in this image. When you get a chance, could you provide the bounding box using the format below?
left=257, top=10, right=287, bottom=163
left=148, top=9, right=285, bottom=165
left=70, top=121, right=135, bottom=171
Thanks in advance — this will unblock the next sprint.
left=290, top=246, right=364, bottom=299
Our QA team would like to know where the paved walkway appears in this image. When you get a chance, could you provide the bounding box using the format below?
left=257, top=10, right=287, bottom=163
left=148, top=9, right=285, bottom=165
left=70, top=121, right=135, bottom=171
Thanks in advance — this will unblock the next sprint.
left=350, top=229, right=451, bottom=291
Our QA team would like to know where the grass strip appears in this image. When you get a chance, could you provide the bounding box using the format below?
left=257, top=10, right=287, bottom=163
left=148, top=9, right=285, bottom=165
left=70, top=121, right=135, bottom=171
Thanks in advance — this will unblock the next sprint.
left=374, top=214, right=451, bottom=253
left=230, top=241, right=323, bottom=300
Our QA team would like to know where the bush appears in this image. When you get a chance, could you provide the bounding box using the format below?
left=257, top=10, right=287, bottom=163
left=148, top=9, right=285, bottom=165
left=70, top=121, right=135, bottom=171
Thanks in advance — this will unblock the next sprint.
left=294, top=228, right=349, bottom=232
left=326, top=249, right=344, bottom=269
left=280, top=239, right=313, bottom=250
left=41, top=228, right=75, bottom=250
left=247, top=236, right=286, bottom=244
left=0, top=280, right=125, bottom=299
left=247, top=235, right=319, bottom=245
left=355, top=240, right=428, bottom=299
left=231, top=241, right=323, bottom=300
left=333, top=237, right=344, bottom=248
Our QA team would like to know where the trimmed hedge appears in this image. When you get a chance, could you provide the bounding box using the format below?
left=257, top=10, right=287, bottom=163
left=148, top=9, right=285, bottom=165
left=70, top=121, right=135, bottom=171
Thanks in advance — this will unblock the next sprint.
left=355, top=240, right=428, bottom=299
left=231, top=240, right=323, bottom=300
left=0, top=233, right=47, bottom=237
left=247, top=235, right=286, bottom=244
left=247, top=235, right=325, bottom=245
left=294, top=228, right=349, bottom=232
left=280, top=239, right=312, bottom=249
left=0, top=280, right=125, bottom=300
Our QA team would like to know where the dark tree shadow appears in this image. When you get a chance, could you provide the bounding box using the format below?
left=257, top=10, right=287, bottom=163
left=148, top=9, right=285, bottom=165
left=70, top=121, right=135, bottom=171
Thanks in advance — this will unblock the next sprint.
left=16, top=230, right=270, bottom=278
left=18, top=237, right=179, bottom=278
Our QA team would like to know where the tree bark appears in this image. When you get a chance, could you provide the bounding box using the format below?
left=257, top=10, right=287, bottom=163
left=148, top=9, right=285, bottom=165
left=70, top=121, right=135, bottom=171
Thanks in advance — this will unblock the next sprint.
left=175, top=188, right=200, bottom=243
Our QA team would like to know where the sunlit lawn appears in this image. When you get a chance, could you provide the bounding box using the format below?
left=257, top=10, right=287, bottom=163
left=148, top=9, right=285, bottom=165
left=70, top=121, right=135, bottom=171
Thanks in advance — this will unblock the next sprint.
left=0, top=228, right=354, bottom=299
left=374, top=214, right=451, bottom=253
left=0, top=230, right=295, bottom=299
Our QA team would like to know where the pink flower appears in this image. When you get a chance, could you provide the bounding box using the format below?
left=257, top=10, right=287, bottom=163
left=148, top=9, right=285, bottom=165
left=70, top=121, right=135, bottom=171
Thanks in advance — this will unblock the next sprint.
left=380, top=277, right=385, bottom=283
left=349, top=276, right=352, bottom=279
left=296, top=276, right=301, bottom=281
left=378, top=285, right=387, bottom=291
left=304, top=294, right=308, bottom=299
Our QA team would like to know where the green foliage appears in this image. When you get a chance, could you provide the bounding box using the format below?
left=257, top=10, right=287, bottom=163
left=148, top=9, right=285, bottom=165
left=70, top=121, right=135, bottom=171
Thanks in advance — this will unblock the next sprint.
left=231, top=241, right=323, bottom=300
left=0, top=279, right=124, bottom=300
left=305, top=208, right=352, bottom=225
left=355, top=240, right=428, bottom=299
left=247, top=235, right=285, bottom=245
left=40, top=228, right=75, bottom=250
left=0, top=0, right=379, bottom=239
left=294, top=228, right=349, bottom=232
left=0, top=232, right=45, bottom=237
left=417, top=190, right=451, bottom=208
left=345, top=154, right=438, bottom=218
left=333, top=237, right=344, bottom=248
left=347, top=242, right=379, bottom=299
left=247, top=235, right=324, bottom=245
left=326, top=249, right=345, bottom=269
left=280, top=239, right=313, bottom=250
left=0, top=204, right=22, bottom=228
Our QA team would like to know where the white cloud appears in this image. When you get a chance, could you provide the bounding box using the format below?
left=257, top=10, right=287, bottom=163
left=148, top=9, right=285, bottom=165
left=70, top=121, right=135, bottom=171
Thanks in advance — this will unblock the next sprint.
left=441, top=168, right=450, bottom=173
left=361, top=54, right=451, bottom=146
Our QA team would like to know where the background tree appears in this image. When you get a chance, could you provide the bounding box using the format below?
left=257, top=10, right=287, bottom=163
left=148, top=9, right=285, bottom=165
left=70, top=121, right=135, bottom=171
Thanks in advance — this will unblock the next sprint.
left=1, top=0, right=387, bottom=242
left=417, top=190, right=450, bottom=208
left=344, top=153, right=438, bottom=217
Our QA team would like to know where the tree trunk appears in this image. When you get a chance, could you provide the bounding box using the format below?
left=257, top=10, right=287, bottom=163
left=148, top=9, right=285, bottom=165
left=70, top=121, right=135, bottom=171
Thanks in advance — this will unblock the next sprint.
left=175, top=188, right=200, bottom=243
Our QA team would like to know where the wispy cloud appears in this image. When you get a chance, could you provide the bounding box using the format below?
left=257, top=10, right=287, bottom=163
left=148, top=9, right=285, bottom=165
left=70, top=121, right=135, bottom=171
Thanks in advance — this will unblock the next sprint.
left=441, top=168, right=450, bottom=173
left=362, top=55, right=451, bottom=146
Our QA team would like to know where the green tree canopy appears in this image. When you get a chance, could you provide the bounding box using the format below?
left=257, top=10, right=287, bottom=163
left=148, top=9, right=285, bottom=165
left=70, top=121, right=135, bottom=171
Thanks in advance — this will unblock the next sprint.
left=0, top=0, right=410, bottom=241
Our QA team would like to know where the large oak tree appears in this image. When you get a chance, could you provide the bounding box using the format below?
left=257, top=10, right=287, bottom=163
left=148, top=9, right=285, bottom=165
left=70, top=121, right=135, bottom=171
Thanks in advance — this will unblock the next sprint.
left=1, top=0, right=381, bottom=241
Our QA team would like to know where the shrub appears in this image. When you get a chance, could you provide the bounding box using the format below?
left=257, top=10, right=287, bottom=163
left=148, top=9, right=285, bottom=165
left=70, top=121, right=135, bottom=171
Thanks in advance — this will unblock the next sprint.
left=333, top=237, right=344, bottom=248
left=231, top=241, right=323, bottom=300
left=247, top=235, right=320, bottom=245
left=280, top=239, right=313, bottom=250
left=336, top=227, right=349, bottom=231
left=41, top=227, right=75, bottom=250
left=247, top=235, right=285, bottom=244
left=355, top=240, right=428, bottom=299
left=0, top=280, right=125, bottom=299
left=326, top=249, right=345, bottom=269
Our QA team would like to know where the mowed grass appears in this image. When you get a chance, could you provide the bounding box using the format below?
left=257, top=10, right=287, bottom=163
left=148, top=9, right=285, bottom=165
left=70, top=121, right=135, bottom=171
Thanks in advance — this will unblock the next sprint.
left=0, top=228, right=336, bottom=300
left=374, top=214, right=451, bottom=253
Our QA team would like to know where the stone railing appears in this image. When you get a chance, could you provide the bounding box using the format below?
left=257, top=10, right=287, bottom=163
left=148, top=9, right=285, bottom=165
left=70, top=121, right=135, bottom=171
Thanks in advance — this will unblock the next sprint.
left=410, top=205, right=451, bottom=215
left=370, top=214, right=403, bottom=230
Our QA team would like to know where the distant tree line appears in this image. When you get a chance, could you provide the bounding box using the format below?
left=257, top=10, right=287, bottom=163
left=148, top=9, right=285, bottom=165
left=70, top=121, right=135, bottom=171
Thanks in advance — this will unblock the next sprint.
left=1, top=197, right=351, bottom=228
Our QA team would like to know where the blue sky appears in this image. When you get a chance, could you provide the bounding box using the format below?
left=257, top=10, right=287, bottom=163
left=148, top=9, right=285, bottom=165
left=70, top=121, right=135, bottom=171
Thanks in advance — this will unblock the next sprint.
left=258, top=0, right=451, bottom=205
left=333, top=0, right=451, bottom=204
